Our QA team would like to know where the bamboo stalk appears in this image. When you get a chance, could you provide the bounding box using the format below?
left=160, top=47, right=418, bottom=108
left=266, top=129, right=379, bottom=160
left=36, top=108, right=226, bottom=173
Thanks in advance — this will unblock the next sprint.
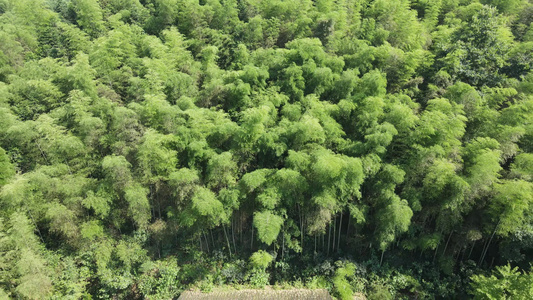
left=223, top=224, right=232, bottom=257
left=468, top=241, right=475, bottom=260
left=346, top=213, right=351, bottom=246
left=442, top=231, right=453, bottom=256
left=231, top=214, right=237, bottom=254
left=332, top=215, right=336, bottom=253
left=251, top=226, right=254, bottom=250
left=327, top=222, right=331, bottom=256
left=204, top=232, right=210, bottom=253
left=337, top=212, right=343, bottom=252
left=480, top=221, right=500, bottom=265
left=210, top=229, right=215, bottom=251
left=282, top=225, right=285, bottom=260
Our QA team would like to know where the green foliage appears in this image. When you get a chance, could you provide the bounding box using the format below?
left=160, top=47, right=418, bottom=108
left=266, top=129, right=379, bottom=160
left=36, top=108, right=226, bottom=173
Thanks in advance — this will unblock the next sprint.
left=136, top=129, right=178, bottom=182
left=124, top=183, right=150, bottom=229
left=249, top=250, right=273, bottom=270
left=183, top=187, right=226, bottom=228
left=0, top=0, right=531, bottom=298
left=470, top=265, right=533, bottom=299
left=490, top=181, right=533, bottom=237
left=102, top=155, right=133, bottom=191
left=376, top=197, right=413, bottom=250
left=247, top=269, right=270, bottom=288
left=333, top=263, right=356, bottom=300
left=367, top=284, right=393, bottom=300
left=510, top=153, right=533, bottom=181
left=70, top=0, right=105, bottom=37
left=0, top=213, right=53, bottom=299
left=0, top=147, right=14, bottom=186
left=206, top=152, right=237, bottom=189
left=138, top=259, right=181, bottom=299
left=253, top=211, right=283, bottom=246
left=438, top=5, right=514, bottom=86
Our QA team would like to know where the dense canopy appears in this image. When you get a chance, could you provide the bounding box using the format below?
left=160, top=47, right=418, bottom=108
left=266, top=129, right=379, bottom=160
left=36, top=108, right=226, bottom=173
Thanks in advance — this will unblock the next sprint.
left=0, top=0, right=532, bottom=299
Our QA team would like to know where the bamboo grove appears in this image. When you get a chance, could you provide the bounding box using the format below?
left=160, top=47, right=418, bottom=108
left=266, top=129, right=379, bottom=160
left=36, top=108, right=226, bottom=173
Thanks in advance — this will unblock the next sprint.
left=0, top=0, right=532, bottom=298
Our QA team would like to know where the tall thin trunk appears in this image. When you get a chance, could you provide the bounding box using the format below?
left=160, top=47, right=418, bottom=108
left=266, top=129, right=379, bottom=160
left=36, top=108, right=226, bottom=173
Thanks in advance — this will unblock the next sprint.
left=240, top=211, right=243, bottom=251
left=251, top=227, right=254, bottom=250
left=346, top=215, right=351, bottom=246
left=36, top=142, right=48, bottom=164
left=314, top=235, right=317, bottom=256
left=453, top=245, right=461, bottom=262
left=158, top=197, right=162, bottom=219
left=27, top=209, right=44, bottom=244
left=210, top=229, right=215, bottom=251
left=302, top=218, right=305, bottom=255
left=433, top=243, right=440, bottom=262
left=337, top=212, right=343, bottom=252
left=150, top=185, right=155, bottom=220
left=204, top=232, right=210, bottom=253
left=223, top=224, right=232, bottom=257
left=380, top=249, right=385, bottom=266
left=252, top=204, right=255, bottom=251
left=332, top=215, right=336, bottom=253
left=282, top=225, right=285, bottom=260
left=442, top=232, right=453, bottom=256
left=468, top=241, right=475, bottom=260
left=327, top=222, right=331, bottom=256
left=480, top=221, right=499, bottom=265
left=298, top=204, right=304, bottom=255
left=231, top=214, right=237, bottom=254
left=478, top=238, right=489, bottom=265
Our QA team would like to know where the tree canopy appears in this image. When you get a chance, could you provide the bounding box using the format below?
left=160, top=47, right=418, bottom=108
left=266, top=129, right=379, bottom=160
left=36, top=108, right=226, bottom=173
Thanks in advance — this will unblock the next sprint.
left=0, top=0, right=531, bottom=298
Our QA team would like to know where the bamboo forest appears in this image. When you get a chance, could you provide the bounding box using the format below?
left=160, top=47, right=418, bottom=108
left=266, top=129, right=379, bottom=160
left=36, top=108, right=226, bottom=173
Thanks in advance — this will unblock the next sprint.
left=0, top=0, right=532, bottom=299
